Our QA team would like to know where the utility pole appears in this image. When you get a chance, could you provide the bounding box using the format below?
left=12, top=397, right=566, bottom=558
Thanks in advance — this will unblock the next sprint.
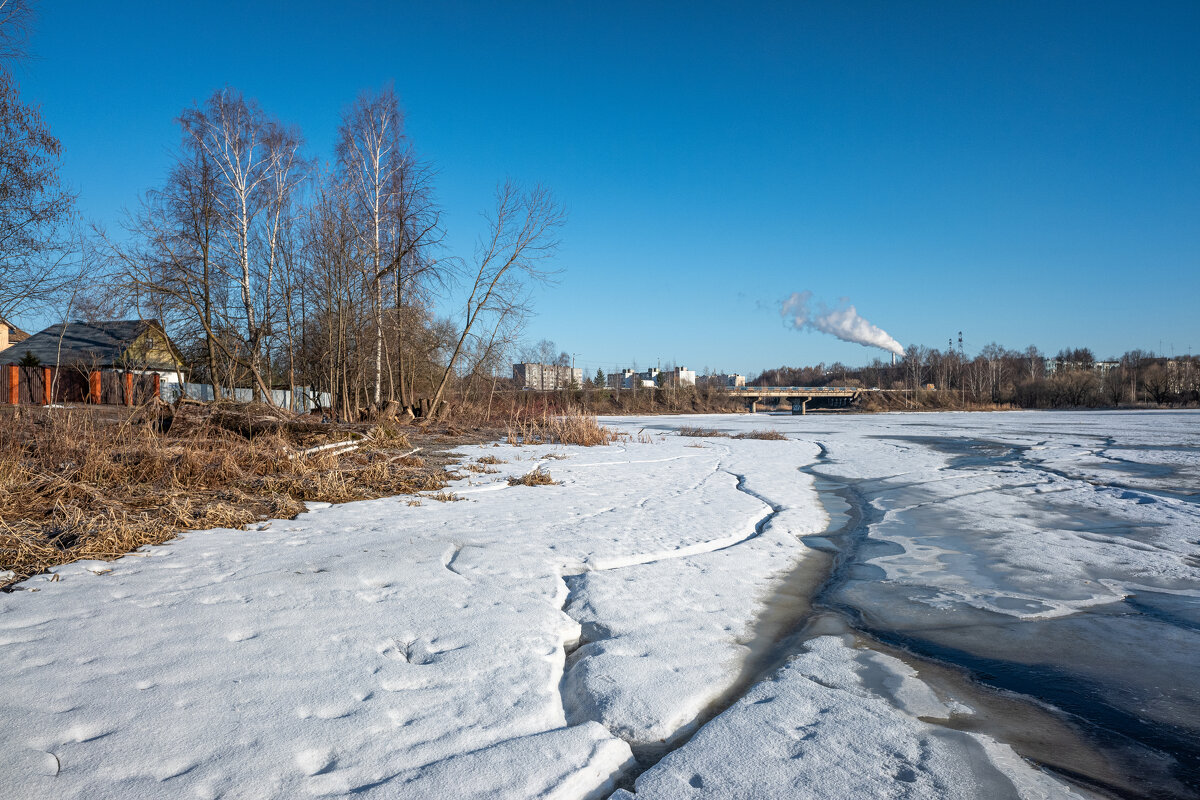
left=958, top=331, right=965, bottom=406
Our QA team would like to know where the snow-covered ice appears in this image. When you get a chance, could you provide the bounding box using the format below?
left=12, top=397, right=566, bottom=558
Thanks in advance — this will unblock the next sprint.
left=612, top=635, right=1087, bottom=800
left=2, top=410, right=1197, bottom=798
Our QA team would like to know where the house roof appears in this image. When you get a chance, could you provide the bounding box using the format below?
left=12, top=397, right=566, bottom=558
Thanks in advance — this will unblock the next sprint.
left=0, top=320, right=180, bottom=369
left=1, top=317, right=29, bottom=344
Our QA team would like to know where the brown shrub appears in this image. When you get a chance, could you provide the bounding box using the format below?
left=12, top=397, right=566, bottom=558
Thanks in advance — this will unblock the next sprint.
left=0, top=408, right=453, bottom=588
left=677, top=426, right=729, bottom=437
left=732, top=429, right=788, bottom=440
left=505, top=408, right=621, bottom=447
left=508, top=469, right=558, bottom=487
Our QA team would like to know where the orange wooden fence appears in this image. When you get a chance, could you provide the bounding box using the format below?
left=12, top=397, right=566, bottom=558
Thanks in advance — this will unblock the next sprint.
left=0, top=367, right=159, bottom=406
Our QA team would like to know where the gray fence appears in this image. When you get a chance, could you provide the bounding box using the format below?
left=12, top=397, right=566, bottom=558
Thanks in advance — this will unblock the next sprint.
left=160, top=382, right=331, bottom=413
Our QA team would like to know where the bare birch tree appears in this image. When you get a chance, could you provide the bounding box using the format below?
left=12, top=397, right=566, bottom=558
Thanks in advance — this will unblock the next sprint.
left=427, top=182, right=564, bottom=419
left=180, top=89, right=278, bottom=401
left=337, top=87, right=444, bottom=409
left=337, top=87, right=404, bottom=408
left=258, top=122, right=310, bottom=404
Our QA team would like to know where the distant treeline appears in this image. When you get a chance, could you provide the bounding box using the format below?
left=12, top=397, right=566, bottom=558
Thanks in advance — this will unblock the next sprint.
left=753, top=346, right=1200, bottom=408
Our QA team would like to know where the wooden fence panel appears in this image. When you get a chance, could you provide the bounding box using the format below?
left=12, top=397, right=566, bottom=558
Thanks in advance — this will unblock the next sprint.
left=18, top=366, right=45, bottom=405
left=99, top=372, right=123, bottom=405
left=133, top=373, right=157, bottom=404
left=1, top=367, right=165, bottom=406
left=53, top=369, right=89, bottom=404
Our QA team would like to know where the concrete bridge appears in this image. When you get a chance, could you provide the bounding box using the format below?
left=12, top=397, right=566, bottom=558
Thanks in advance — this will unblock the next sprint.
left=728, top=386, right=862, bottom=414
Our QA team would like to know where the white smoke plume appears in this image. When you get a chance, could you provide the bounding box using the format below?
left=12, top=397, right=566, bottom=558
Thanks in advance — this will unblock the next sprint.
left=781, top=291, right=905, bottom=356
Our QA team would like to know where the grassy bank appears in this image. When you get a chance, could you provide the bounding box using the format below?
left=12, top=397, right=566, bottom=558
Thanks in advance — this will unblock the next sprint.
left=0, top=402, right=622, bottom=588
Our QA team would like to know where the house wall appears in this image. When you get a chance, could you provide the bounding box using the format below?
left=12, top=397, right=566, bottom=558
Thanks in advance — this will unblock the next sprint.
left=124, top=330, right=185, bottom=373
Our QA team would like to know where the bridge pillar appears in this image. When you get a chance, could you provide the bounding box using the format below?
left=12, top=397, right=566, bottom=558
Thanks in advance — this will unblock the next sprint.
left=748, top=400, right=757, bottom=413
left=790, top=397, right=808, bottom=415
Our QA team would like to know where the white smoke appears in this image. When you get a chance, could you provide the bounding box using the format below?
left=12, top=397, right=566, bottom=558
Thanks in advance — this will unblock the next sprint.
left=781, top=291, right=905, bottom=356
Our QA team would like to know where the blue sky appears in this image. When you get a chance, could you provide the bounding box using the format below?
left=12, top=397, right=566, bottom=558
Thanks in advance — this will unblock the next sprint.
left=17, top=1, right=1200, bottom=375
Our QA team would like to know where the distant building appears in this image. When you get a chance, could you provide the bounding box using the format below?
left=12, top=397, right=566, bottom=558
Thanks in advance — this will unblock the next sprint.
left=1166, top=358, right=1198, bottom=393
left=697, top=372, right=744, bottom=389
left=513, top=362, right=583, bottom=391
left=1045, top=359, right=1119, bottom=376
left=607, top=369, right=636, bottom=390
left=659, top=366, right=696, bottom=387
left=605, top=368, right=656, bottom=389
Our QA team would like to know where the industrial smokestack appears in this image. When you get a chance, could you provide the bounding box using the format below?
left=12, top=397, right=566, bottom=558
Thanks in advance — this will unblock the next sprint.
left=892, top=352, right=896, bottom=366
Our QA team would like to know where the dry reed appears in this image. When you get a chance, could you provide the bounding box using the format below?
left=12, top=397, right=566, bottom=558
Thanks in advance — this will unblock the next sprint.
left=0, top=407, right=453, bottom=588
left=504, top=407, right=621, bottom=447
left=677, top=426, right=729, bottom=437
left=507, top=469, right=558, bottom=487
left=732, top=429, right=788, bottom=440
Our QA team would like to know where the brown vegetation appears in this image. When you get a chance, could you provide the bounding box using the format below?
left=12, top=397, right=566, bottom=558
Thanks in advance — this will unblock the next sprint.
left=677, top=426, right=729, bottom=438
left=505, top=407, right=621, bottom=447
left=732, top=429, right=788, bottom=440
left=423, top=491, right=463, bottom=503
left=494, top=387, right=743, bottom=419
left=0, top=405, right=465, bottom=588
left=507, top=469, right=558, bottom=487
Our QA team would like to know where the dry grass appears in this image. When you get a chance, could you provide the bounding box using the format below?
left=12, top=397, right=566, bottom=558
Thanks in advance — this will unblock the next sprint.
left=732, top=429, right=788, bottom=440
left=505, top=407, right=621, bottom=447
left=423, top=491, right=463, bottom=502
left=464, top=463, right=500, bottom=474
left=677, top=426, right=729, bottom=437
left=0, top=406, right=456, bottom=588
left=0, top=404, right=625, bottom=589
left=507, top=469, right=558, bottom=487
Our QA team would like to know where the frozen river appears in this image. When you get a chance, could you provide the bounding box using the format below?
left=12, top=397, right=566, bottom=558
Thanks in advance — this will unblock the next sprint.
left=1, top=411, right=1197, bottom=798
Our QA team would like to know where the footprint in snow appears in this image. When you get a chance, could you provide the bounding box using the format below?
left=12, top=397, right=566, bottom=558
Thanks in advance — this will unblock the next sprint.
left=379, top=637, right=437, bottom=665
left=63, top=723, right=114, bottom=744
left=315, top=701, right=358, bottom=720
left=296, top=747, right=337, bottom=776
left=154, top=757, right=199, bottom=781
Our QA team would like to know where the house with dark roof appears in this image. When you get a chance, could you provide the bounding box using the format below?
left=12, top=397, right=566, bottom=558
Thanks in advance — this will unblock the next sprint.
left=0, top=319, right=185, bottom=380
left=0, top=317, right=29, bottom=353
